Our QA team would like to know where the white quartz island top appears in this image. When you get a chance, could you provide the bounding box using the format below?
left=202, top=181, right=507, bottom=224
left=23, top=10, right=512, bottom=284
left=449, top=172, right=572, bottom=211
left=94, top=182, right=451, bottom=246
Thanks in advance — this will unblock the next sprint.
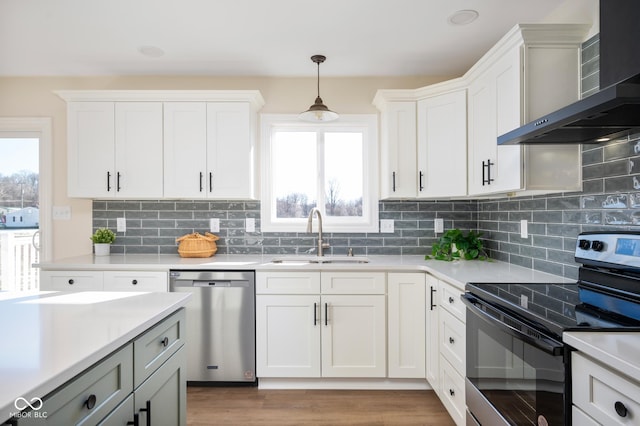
left=0, top=291, right=190, bottom=422
left=564, top=331, right=640, bottom=383
left=37, top=254, right=571, bottom=290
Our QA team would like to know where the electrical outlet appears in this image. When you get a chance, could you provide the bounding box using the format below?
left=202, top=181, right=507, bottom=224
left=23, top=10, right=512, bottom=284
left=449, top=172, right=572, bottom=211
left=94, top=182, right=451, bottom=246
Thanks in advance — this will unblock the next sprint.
left=434, top=218, right=444, bottom=233
left=520, top=219, right=528, bottom=238
left=52, top=206, right=71, bottom=220
left=380, top=219, right=394, bottom=233
left=117, top=217, right=126, bottom=232
left=209, top=218, right=220, bottom=232
left=245, top=218, right=255, bottom=233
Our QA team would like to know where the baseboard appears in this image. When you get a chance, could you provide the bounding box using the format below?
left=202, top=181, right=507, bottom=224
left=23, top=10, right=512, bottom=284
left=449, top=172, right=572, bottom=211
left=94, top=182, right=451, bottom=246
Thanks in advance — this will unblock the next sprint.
left=257, top=377, right=431, bottom=390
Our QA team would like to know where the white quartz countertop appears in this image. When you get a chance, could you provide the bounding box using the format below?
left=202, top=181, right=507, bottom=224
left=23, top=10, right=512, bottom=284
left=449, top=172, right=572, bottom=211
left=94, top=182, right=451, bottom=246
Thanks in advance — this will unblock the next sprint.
left=36, top=254, right=571, bottom=291
left=0, top=291, right=190, bottom=422
left=563, top=331, right=640, bottom=383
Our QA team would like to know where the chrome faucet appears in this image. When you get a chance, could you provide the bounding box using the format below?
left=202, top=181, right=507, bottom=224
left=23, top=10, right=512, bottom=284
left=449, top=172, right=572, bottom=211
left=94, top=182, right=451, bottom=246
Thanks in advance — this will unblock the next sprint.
left=306, top=207, right=330, bottom=256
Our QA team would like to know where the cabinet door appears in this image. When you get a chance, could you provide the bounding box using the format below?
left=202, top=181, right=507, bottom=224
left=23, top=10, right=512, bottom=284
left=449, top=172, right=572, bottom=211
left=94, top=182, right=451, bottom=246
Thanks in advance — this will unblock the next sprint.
left=206, top=102, right=255, bottom=199
left=256, top=295, right=321, bottom=377
left=134, top=346, right=187, bottom=426
left=467, top=75, right=497, bottom=195
left=387, top=273, right=426, bottom=379
left=104, top=271, right=168, bottom=292
left=67, top=102, right=115, bottom=198
left=379, top=101, right=417, bottom=199
left=321, top=295, right=386, bottom=377
left=425, top=275, right=440, bottom=393
left=114, top=102, right=164, bottom=198
left=39, top=270, right=103, bottom=291
left=417, top=91, right=467, bottom=198
left=163, top=102, right=207, bottom=198
left=96, top=393, right=134, bottom=426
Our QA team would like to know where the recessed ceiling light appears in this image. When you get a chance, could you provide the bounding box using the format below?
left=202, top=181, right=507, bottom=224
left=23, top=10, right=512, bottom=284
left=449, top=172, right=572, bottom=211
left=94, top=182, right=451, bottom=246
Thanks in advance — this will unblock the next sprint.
left=595, top=137, right=611, bottom=142
left=138, top=45, right=165, bottom=58
left=448, top=9, right=479, bottom=26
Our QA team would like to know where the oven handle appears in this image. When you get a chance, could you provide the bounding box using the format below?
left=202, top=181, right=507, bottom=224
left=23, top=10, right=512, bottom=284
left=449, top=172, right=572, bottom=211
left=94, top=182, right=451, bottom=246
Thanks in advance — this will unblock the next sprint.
left=461, top=293, right=564, bottom=356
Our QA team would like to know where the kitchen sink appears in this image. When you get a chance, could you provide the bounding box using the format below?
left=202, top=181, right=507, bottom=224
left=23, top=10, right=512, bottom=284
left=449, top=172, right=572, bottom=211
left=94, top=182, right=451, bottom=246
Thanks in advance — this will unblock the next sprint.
left=270, top=256, right=370, bottom=264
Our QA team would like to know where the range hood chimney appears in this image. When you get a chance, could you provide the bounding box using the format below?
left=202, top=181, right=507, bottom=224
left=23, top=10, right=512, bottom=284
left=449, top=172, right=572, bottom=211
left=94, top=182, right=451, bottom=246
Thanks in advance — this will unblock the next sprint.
left=498, top=0, right=640, bottom=145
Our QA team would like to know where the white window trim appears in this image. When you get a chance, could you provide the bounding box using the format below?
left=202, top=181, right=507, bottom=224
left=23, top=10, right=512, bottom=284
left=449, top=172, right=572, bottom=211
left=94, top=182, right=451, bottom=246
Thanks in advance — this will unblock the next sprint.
left=260, top=114, right=379, bottom=233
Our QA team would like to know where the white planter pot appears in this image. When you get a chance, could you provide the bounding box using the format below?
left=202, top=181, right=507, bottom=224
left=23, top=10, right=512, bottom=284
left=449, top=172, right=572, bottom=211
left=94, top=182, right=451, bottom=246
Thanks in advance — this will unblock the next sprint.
left=94, top=243, right=111, bottom=256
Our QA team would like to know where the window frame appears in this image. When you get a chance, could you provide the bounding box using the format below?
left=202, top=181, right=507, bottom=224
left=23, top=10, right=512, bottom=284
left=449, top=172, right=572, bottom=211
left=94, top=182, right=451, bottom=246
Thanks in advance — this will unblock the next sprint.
left=260, top=114, right=379, bottom=233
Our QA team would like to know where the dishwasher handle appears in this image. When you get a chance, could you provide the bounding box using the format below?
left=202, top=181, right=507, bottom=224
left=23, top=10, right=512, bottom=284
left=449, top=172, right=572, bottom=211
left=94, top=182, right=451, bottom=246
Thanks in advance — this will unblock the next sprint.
left=193, top=280, right=250, bottom=287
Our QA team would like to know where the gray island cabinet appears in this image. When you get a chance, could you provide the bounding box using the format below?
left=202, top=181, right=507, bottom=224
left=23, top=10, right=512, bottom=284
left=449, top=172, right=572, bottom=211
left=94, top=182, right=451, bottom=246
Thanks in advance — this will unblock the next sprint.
left=1, top=292, right=189, bottom=426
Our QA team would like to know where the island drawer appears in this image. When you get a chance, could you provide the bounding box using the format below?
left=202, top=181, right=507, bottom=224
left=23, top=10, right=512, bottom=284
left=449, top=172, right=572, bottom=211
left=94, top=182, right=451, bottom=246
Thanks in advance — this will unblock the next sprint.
left=39, top=270, right=103, bottom=291
left=20, top=344, right=133, bottom=426
left=104, top=271, right=168, bottom=292
left=133, top=308, right=185, bottom=387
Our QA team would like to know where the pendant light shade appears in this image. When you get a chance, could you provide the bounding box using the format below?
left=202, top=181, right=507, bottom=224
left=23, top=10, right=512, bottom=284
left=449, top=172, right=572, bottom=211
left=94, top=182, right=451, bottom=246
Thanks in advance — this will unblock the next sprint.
left=299, top=55, right=339, bottom=122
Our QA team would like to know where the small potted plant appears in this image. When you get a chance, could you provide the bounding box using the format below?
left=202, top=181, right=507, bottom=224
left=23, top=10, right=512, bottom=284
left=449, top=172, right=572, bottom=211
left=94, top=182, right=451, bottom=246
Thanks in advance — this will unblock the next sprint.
left=90, top=228, right=116, bottom=256
left=426, top=228, right=488, bottom=261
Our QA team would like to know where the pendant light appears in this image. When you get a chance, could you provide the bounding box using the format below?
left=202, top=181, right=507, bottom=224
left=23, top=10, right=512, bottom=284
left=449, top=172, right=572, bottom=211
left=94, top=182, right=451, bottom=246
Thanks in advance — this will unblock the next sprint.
left=299, top=54, right=339, bottom=122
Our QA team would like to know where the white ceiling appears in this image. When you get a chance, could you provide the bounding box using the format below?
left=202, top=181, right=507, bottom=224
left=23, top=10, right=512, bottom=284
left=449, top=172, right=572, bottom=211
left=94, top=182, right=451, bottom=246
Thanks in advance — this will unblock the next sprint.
left=0, top=0, right=591, bottom=78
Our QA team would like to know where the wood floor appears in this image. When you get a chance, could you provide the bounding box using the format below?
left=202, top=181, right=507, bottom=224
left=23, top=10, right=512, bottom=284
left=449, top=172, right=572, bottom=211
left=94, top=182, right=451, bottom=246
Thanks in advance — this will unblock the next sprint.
left=186, top=386, right=455, bottom=426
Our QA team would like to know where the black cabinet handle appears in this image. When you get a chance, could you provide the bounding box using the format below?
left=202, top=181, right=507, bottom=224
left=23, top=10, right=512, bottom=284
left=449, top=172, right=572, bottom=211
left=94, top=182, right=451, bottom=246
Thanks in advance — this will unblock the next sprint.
left=107, top=171, right=112, bottom=192
left=68, top=279, right=74, bottom=285
left=139, top=400, right=151, bottom=426
left=482, top=159, right=494, bottom=186
left=419, top=171, right=424, bottom=191
left=324, top=303, right=328, bottom=326
left=209, top=172, right=213, bottom=192
left=392, top=172, right=396, bottom=192
left=127, top=414, right=140, bottom=426
left=430, top=286, right=436, bottom=311
left=313, top=302, right=317, bottom=326
left=199, top=172, right=204, bottom=192
left=615, top=401, right=628, bottom=417
left=116, top=172, right=122, bottom=192
left=161, top=337, right=169, bottom=347
left=449, top=337, right=455, bottom=344
left=132, top=279, right=138, bottom=285
left=84, top=394, right=97, bottom=410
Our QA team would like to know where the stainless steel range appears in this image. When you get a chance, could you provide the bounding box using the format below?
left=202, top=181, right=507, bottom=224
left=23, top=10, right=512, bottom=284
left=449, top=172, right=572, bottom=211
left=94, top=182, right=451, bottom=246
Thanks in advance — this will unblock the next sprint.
left=463, top=232, right=640, bottom=426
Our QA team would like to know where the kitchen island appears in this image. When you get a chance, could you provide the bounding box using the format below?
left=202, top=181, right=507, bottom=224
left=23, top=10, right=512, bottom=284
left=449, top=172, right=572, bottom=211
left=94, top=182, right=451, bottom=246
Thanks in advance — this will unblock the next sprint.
left=0, top=290, right=190, bottom=424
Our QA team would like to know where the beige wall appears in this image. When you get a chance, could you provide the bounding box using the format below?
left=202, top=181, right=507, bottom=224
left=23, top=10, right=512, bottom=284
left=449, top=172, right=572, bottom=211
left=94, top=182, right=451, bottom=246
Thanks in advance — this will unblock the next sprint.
left=0, top=75, right=448, bottom=259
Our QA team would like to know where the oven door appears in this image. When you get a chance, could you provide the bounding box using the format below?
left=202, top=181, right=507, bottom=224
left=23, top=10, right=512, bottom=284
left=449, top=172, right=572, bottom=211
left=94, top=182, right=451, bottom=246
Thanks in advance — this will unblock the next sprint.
left=462, top=293, right=567, bottom=426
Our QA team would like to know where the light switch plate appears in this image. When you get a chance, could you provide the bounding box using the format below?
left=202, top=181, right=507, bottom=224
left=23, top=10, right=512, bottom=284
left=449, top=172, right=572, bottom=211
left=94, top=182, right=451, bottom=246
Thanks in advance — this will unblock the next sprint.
left=245, top=218, right=255, bottom=233
left=209, top=218, right=220, bottom=233
left=380, top=219, right=394, bottom=233
left=52, top=206, right=71, bottom=220
left=117, top=217, right=126, bottom=232
left=434, top=218, right=444, bottom=234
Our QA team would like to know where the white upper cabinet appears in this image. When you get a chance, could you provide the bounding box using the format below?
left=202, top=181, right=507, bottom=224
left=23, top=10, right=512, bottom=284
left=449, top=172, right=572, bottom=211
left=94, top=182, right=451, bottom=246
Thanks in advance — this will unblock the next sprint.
left=58, top=90, right=264, bottom=199
left=66, top=101, right=163, bottom=198
left=417, top=90, right=467, bottom=198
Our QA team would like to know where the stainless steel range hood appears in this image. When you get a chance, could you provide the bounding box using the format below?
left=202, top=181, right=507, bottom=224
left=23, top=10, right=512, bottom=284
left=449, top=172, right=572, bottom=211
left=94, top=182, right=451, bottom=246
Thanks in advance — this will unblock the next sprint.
left=498, top=0, right=640, bottom=145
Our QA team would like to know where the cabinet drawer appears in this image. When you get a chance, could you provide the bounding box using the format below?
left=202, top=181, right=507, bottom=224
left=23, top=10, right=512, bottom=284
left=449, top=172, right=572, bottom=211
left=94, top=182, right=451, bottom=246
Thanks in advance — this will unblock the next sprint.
left=321, top=272, right=386, bottom=294
left=134, top=308, right=185, bottom=387
left=439, top=308, right=466, bottom=375
left=97, top=393, right=134, bottom=426
left=256, top=272, right=321, bottom=294
left=572, top=406, right=600, bottom=426
left=20, top=344, right=133, bottom=426
left=40, top=270, right=103, bottom=291
left=572, top=352, right=640, bottom=425
left=104, top=271, right=168, bottom=292
left=439, top=281, right=465, bottom=321
left=440, top=355, right=465, bottom=426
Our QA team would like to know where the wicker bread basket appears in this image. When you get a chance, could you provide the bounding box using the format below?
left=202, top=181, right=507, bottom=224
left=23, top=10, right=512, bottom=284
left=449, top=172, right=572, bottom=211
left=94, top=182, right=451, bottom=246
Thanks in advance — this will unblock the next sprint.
left=176, top=232, right=219, bottom=258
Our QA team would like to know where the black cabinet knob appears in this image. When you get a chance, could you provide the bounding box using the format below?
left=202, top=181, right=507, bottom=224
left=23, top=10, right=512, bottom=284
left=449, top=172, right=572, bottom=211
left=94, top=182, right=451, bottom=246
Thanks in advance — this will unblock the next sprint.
left=449, top=337, right=455, bottom=344
left=84, top=394, right=97, bottom=410
left=615, top=401, right=628, bottom=417
left=448, top=297, right=454, bottom=303
left=68, top=279, right=74, bottom=285
left=132, top=279, right=138, bottom=285
left=161, top=337, right=169, bottom=347
left=449, top=389, right=455, bottom=396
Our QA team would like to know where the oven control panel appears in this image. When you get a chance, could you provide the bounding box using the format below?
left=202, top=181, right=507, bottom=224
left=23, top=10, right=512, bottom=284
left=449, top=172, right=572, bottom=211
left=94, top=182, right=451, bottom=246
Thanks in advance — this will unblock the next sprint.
left=575, top=232, right=640, bottom=268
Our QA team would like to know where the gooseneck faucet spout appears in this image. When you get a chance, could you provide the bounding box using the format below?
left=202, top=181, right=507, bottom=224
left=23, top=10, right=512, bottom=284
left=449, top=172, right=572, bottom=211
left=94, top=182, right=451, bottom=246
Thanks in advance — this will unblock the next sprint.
left=307, top=207, right=330, bottom=256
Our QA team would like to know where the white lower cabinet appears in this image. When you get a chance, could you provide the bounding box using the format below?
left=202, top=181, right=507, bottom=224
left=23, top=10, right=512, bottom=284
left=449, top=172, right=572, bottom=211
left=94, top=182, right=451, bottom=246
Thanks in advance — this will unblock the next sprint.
left=39, top=270, right=168, bottom=292
left=17, top=309, right=186, bottom=425
left=426, top=274, right=466, bottom=426
left=256, top=271, right=386, bottom=378
left=387, top=273, right=426, bottom=378
left=572, top=351, right=640, bottom=425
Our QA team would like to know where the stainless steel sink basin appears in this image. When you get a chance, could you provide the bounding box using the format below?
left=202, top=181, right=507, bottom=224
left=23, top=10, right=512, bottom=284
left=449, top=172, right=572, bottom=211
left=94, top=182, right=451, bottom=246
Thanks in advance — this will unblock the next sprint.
left=270, top=256, right=369, bottom=264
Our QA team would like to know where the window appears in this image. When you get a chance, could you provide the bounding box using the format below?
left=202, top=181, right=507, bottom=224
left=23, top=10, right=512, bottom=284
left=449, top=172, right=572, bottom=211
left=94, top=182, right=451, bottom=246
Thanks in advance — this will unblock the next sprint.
left=261, top=114, right=379, bottom=233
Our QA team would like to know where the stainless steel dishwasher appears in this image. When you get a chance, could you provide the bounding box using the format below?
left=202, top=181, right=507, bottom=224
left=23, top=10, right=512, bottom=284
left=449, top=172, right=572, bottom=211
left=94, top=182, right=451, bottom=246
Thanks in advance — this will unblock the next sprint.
left=169, top=270, right=256, bottom=385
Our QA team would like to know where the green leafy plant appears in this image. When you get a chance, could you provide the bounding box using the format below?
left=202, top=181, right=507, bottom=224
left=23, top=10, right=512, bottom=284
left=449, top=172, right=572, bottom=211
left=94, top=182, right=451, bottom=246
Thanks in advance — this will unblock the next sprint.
left=90, top=228, right=116, bottom=244
left=426, top=229, right=488, bottom=261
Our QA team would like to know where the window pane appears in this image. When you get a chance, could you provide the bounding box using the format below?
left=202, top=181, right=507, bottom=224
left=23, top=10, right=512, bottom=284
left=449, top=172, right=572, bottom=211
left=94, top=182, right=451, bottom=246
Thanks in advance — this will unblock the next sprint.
left=273, top=131, right=317, bottom=218
left=324, top=132, right=363, bottom=217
